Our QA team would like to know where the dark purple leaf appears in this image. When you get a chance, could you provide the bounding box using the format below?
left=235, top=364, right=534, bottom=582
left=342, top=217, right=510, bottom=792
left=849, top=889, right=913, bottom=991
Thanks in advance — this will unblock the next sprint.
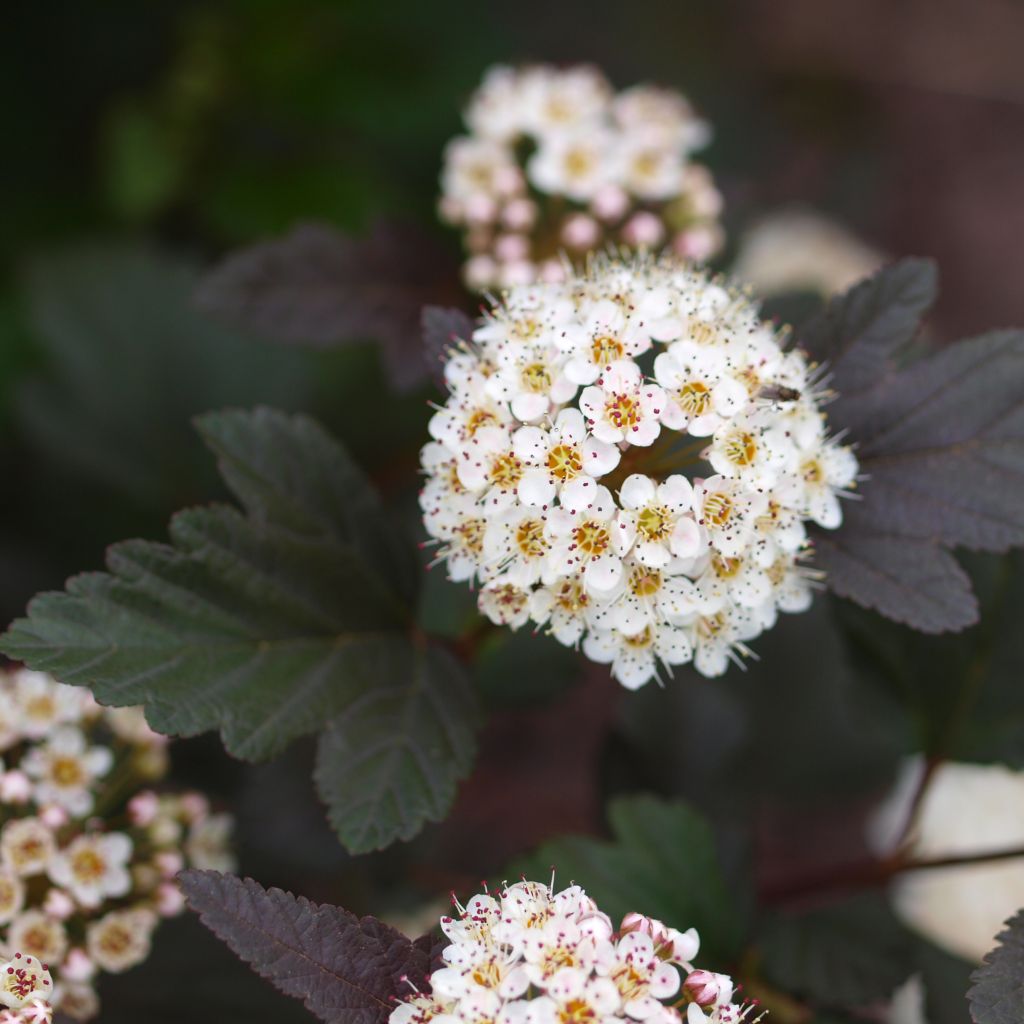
left=195, top=220, right=461, bottom=393
left=180, top=871, right=434, bottom=1024
left=841, top=331, right=1024, bottom=552
left=799, top=257, right=937, bottom=396
left=813, top=522, right=978, bottom=633
left=968, top=909, right=1024, bottom=1023
left=422, top=306, right=475, bottom=389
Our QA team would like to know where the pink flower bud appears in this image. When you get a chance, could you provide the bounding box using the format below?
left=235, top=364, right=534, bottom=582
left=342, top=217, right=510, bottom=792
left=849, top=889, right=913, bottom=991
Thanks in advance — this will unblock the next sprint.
left=493, top=165, right=524, bottom=197
left=179, top=793, right=209, bottom=823
left=39, top=806, right=67, bottom=830
left=0, top=772, right=32, bottom=804
left=42, top=888, right=75, bottom=921
left=155, top=850, right=184, bottom=877
left=128, top=791, right=160, bottom=827
left=464, top=194, right=499, bottom=225
left=622, top=211, right=666, bottom=248
left=538, top=260, right=566, bottom=283
left=156, top=882, right=186, bottom=917
left=683, top=969, right=731, bottom=1008
left=494, top=233, right=529, bottom=262
left=62, top=948, right=95, bottom=983
left=561, top=214, right=601, bottom=250
left=591, top=184, right=631, bottom=221
left=502, top=198, right=537, bottom=231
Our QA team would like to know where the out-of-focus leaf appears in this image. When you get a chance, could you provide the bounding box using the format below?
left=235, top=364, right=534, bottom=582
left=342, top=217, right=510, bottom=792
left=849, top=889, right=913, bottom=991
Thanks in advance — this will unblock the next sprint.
left=421, top=305, right=474, bottom=389
left=516, top=795, right=747, bottom=965
left=799, top=257, right=937, bottom=395
left=195, top=220, right=462, bottom=392
left=968, top=909, right=1024, bottom=1024
left=15, top=242, right=313, bottom=506
left=1, top=409, right=479, bottom=852
left=180, top=871, right=435, bottom=1024
left=813, top=529, right=978, bottom=633
left=838, top=552, right=1024, bottom=766
left=760, top=892, right=916, bottom=1009
left=474, top=628, right=583, bottom=709
left=914, top=937, right=974, bottom=1024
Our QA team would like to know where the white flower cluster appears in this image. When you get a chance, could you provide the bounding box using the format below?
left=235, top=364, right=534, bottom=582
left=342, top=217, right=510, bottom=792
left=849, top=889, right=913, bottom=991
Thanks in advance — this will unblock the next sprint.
left=0, top=669, right=235, bottom=1021
left=440, top=65, right=722, bottom=291
left=420, top=256, right=858, bottom=686
left=390, top=880, right=752, bottom=1024
left=0, top=953, right=53, bottom=1024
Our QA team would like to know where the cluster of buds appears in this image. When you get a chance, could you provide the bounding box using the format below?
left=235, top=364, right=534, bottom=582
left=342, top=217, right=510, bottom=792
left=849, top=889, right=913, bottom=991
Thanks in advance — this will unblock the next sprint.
left=0, top=669, right=235, bottom=1020
left=390, top=880, right=753, bottom=1024
left=421, top=255, right=857, bottom=685
left=440, top=64, right=723, bottom=290
left=0, top=953, right=53, bottom=1024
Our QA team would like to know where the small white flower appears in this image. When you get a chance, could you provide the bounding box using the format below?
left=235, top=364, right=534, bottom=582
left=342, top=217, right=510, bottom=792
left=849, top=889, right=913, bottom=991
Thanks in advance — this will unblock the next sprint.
left=654, top=342, right=747, bottom=437
left=544, top=481, right=623, bottom=594
left=0, top=955, right=52, bottom=1011
left=85, top=908, right=157, bottom=973
left=47, top=834, right=133, bottom=909
left=12, top=673, right=87, bottom=740
left=528, top=131, right=616, bottom=203
left=692, top=477, right=767, bottom=559
left=0, top=821, right=56, bottom=879
left=613, top=474, right=703, bottom=567
left=0, top=869, right=25, bottom=926
left=513, top=409, right=619, bottom=508
left=579, top=361, right=666, bottom=448
left=583, top=622, right=693, bottom=690
left=6, top=910, right=68, bottom=966
left=21, top=728, right=112, bottom=818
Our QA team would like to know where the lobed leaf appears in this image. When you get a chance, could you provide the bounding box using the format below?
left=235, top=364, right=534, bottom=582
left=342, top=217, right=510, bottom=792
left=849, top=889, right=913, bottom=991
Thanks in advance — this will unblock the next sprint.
left=180, top=871, right=434, bottom=1024
left=798, top=257, right=937, bottom=395
left=803, top=258, right=1024, bottom=632
left=516, top=795, right=747, bottom=965
left=759, top=892, right=917, bottom=1009
left=968, top=909, right=1024, bottom=1024
left=315, top=643, right=481, bottom=853
left=195, top=220, right=460, bottom=392
left=1, top=409, right=479, bottom=851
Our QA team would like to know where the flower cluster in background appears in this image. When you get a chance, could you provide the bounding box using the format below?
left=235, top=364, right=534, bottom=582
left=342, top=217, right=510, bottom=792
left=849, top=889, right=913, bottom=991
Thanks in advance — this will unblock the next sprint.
left=439, top=64, right=723, bottom=291
left=0, top=670, right=235, bottom=1021
left=391, top=880, right=749, bottom=1024
left=420, top=256, right=858, bottom=686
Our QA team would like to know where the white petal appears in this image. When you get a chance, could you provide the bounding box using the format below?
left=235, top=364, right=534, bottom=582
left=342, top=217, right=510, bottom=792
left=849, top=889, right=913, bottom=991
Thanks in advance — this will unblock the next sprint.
left=620, top=474, right=656, bottom=509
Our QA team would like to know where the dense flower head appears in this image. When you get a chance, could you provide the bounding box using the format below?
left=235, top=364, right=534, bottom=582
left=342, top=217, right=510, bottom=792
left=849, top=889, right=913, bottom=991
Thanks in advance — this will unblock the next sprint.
left=0, top=669, right=235, bottom=1020
left=439, top=64, right=722, bottom=290
left=389, top=880, right=754, bottom=1024
left=420, top=255, right=858, bottom=686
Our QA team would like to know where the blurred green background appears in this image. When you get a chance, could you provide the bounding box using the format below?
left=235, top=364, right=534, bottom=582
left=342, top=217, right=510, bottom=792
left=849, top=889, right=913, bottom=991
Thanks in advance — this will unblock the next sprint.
left=4, top=2, right=1023, bottom=1020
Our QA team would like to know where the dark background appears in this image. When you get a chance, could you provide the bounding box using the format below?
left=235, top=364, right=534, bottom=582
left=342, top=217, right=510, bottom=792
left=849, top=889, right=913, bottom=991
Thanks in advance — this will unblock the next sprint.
left=4, top=2, right=1023, bottom=1020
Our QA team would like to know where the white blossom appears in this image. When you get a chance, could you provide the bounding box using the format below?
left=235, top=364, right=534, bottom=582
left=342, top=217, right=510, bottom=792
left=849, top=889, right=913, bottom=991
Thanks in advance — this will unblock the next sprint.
left=388, top=882, right=749, bottom=1024
left=420, top=256, right=857, bottom=688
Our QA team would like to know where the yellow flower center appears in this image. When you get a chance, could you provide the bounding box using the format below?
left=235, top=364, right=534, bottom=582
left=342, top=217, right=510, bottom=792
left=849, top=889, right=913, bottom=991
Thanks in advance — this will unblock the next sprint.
left=488, top=453, right=523, bottom=489
left=802, top=459, right=824, bottom=484
left=572, top=520, right=610, bottom=557
left=547, top=443, right=583, bottom=482
left=456, top=519, right=486, bottom=554
left=521, top=363, right=552, bottom=394
left=591, top=335, right=625, bottom=365
left=51, top=756, right=85, bottom=788
left=465, top=409, right=498, bottom=437
left=722, top=431, right=758, bottom=467
left=636, top=504, right=672, bottom=541
left=605, top=394, right=641, bottom=431
left=515, top=519, right=547, bottom=559
left=559, top=999, right=597, bottom=1024
left=622, top=626, right=654, bottom=649
left=676, top=381, right=712, bottom=417
left=554, top=579, right=589, bottom=614
left=71, top=848, right=107, bottom=883
left=712, top=555, right=742, bottom=579
left=703, top=492, right=734, bottom=527
left=629, top=566, right=663, bottom=597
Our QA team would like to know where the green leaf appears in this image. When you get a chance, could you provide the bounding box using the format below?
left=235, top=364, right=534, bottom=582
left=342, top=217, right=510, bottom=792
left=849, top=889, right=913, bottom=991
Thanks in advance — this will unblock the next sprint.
left=1, top=408, right=479, bottom=851
left=969, top=909, right=1024, bottom=1024
left=16, top=242, right=313, bottom=507
left=914, top=937, right=974, bottom=1024
left=516, top=795, right=747, bottom=965
left=837, top=552, right=1024, bottom=767
left=759, top=892, right=917, bottom=1009
left=315, top=643, right=481, bottom=852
